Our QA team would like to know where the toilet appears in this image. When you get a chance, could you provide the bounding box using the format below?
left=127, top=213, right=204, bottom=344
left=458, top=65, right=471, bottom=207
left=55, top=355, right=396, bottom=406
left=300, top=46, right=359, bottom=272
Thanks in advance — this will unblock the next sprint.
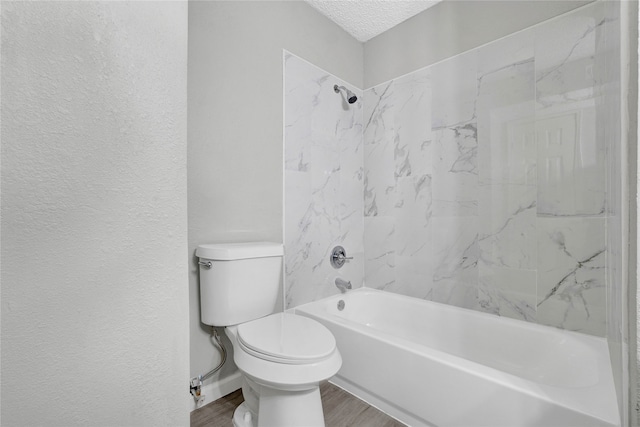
left=196, top=242, right=342, bottom=427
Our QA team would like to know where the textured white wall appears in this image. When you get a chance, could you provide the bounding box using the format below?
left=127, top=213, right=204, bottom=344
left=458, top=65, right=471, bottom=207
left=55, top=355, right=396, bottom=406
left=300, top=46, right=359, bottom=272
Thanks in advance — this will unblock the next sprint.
left=1, top=2, right=189, bottom=425
left=187, top=0, right=363, bottom=405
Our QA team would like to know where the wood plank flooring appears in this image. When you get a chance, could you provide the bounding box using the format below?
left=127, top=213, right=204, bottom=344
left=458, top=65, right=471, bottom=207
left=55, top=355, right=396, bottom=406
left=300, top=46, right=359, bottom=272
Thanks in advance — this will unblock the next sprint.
left=191, top=381, right=406, bottom=427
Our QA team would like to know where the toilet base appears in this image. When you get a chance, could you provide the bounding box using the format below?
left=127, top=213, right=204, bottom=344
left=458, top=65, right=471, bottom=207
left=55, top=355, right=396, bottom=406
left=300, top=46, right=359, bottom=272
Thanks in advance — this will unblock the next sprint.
left=234, top=376, right=326, bottom=427
left=232, top=402, right=255, bottom=427
left=257, top=384, right=325, bottom=427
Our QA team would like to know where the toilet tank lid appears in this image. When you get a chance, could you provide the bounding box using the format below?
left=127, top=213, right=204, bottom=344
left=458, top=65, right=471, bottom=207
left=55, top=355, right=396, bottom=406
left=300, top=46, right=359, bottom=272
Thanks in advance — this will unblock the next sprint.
left=196, top=242, right=283, bottom=260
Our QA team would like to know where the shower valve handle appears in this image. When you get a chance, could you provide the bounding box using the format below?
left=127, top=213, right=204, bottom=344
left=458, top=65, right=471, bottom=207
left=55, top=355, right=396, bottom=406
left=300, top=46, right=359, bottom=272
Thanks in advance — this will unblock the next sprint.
left=330, top=246, right=352, bottom=269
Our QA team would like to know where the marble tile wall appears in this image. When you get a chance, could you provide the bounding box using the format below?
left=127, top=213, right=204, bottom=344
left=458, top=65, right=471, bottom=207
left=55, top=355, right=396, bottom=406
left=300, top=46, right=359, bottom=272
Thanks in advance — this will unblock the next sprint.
left=284, top=2, right=620, bottom=338
left=363, top=1, right=617, bottom=337
left=284, top=52, right=364, bottom=308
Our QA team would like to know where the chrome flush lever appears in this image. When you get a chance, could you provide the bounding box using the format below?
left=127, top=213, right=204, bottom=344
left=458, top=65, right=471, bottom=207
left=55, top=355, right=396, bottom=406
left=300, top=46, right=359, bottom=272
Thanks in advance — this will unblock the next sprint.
left=330, top=246, right=353, bottom=269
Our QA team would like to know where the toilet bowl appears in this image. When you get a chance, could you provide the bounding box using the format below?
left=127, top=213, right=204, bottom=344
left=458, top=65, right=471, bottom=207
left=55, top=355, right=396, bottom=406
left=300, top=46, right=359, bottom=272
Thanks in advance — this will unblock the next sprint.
left=226, top=313, right=342, bottom=427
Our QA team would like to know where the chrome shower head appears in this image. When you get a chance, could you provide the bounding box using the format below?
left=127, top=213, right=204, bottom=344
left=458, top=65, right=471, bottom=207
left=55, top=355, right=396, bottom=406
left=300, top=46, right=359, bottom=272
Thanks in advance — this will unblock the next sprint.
left=334, top=84, right=358, bottom=104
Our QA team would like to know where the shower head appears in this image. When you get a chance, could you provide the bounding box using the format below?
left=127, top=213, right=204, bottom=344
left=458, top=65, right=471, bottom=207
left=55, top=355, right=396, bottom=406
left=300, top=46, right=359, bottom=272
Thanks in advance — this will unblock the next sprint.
left=334, top=84, right=358, bottom=104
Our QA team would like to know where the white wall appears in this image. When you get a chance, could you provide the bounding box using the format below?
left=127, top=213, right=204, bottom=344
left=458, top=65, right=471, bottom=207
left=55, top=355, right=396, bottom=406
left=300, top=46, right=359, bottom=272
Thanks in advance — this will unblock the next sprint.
left=1, top=2, right=190, bottom=425
left=187, top=0, right=363, bottom=406
left=364, top=0, right=592, bottom=88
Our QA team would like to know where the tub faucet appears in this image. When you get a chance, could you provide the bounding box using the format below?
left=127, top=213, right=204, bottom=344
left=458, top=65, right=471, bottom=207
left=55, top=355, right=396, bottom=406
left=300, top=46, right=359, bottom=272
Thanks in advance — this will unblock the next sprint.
left=335, top=278, right=352, bottom=294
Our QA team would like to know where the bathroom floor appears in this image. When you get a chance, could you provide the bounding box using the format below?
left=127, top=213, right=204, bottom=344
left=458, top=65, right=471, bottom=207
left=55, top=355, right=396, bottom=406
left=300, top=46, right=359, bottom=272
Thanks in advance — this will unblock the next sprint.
left=190, top=381, right=407, bottom=427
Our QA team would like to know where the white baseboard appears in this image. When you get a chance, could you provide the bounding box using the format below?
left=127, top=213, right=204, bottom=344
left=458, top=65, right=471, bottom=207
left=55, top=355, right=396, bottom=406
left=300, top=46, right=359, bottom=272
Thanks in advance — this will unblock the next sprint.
left=189, top=371, right=243, bottom=412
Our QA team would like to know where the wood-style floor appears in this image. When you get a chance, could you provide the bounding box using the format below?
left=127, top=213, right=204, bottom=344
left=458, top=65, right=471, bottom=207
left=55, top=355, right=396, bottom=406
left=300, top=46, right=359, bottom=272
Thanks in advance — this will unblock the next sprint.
left=191, top=381, right=407, bottom=427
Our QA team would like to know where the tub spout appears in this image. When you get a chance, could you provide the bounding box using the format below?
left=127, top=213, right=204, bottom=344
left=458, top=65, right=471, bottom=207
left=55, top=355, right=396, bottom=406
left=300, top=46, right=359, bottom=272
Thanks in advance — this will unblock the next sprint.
left=335, top=278, right=352, bottom=293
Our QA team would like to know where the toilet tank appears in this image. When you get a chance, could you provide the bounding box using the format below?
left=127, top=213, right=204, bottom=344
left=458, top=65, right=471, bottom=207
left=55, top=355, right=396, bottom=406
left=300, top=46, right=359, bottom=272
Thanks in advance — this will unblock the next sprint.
left=196, top=242, right=283, bottom=326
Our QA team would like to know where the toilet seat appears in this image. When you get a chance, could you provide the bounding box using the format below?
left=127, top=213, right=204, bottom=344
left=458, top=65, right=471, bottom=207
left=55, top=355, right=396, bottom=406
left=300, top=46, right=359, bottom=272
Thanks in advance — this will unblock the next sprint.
left=237, top=313, right=336, bottom=365
left=227, top=314, right=342, bottom=390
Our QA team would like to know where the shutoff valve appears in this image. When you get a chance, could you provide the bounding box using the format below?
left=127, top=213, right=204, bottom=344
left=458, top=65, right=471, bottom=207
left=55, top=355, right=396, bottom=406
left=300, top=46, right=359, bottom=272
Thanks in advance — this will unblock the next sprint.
left=190, top=376, right=205, bottom=406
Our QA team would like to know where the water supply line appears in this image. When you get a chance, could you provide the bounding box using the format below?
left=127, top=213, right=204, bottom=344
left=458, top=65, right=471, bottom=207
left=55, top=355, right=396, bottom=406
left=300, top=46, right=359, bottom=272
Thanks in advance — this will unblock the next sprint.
left=190, top=327, right=227, bottom=405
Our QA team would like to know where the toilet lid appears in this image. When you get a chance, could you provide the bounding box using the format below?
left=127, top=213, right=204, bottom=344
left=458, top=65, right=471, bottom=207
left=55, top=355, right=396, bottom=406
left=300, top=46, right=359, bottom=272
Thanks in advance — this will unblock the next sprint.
left=237, top=313, right=336, bottom=364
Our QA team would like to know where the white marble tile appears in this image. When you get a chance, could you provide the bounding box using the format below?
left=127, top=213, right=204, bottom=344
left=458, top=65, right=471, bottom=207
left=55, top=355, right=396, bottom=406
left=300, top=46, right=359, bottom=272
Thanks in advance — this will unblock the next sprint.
left=391, top=252, right=433, bottom=300
left=284, top=171, right=340, bottom=307
left=363, top=141, right=396, bottom=217
left=431, top=125, right=478, bottom=217
left=429, top=45, right=479, bottom=218
left=363, top=216, right=395, bottom=290
left=391, top=175, right=433, bottom=299
left=478, top=105, right=536, bottom=187
left=431, top=278, right=478, bottom=310
left=478, top=184, right=537, bottom=271
left=284, top=170, right=314, bottom=285
left=536, top=105, right=605, bottom=216
left=395, top=174, right=432, bottom=235
left=533, top=4, right=607, bottom=218
left=535, top=2, right=607, bottom=108
left=536, top=217, right=606, bottom=336
left=471, top=33, right=539, bottom=323
left=431, top=50, right=478, bottom=128
left=364, top=81, right=395, bottom=147
left=477, top=264, right=537, bottom=322
left=394, top=68, right=432, bottom=177
left=363, top=83, right=397, bottom=217
left=363, top=69, right=432, bottom=221
left=431, top=216, right=478, bottom=308
left=476, top=31, right=536, bottom=188
left=362, top=69, right=434, bottom=299
left=477, top=29, right=535, bottom=76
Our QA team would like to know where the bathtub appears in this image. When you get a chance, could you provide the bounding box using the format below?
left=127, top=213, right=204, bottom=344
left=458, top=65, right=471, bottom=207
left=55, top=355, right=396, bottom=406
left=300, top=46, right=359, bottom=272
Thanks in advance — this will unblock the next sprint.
left=294, top=288, right=620, bottom=427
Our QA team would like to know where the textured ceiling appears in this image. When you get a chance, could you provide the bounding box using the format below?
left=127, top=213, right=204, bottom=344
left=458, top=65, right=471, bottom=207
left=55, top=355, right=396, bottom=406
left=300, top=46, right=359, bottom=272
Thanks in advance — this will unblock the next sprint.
left=304, top=0, right=442, bottom=42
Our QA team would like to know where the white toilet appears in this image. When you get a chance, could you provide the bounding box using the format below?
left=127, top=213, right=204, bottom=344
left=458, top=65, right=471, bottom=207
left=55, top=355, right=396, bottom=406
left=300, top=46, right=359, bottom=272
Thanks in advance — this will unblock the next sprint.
left=196, top=242, right=342, bottom=427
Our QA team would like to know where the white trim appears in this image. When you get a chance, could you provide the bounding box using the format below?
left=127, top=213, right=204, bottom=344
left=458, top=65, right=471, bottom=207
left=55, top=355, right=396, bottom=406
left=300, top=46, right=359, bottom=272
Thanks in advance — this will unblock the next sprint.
left=189, top=371, right=243, bottom=412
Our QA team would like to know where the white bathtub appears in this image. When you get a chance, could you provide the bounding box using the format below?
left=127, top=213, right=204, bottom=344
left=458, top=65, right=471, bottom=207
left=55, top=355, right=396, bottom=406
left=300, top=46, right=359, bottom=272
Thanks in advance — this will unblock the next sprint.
left=294, top=288, right=620, bottom=427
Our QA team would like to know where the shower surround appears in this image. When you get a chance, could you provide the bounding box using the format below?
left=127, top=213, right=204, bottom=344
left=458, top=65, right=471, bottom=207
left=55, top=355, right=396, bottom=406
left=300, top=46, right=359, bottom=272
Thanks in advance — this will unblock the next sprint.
left=285, top=1, right=619, bottom=338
